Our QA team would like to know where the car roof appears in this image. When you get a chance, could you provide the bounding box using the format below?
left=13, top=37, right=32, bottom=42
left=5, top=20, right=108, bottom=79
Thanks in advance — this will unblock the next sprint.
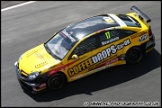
left=63, top=14, right=120, bottom=41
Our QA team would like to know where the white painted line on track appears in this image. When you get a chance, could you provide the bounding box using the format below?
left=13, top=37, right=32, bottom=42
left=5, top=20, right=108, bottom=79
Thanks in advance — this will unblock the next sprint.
left=1, top=1, right=36, bottom=12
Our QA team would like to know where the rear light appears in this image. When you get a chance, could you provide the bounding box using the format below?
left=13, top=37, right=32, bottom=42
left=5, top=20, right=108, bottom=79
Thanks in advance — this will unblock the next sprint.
left=148, top=27, right=152, bottom=37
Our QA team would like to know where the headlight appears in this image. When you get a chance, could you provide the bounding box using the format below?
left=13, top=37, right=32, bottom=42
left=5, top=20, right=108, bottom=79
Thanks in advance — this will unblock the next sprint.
left=14, top=61, right=18, bottom=66
left=28, top=72, right=40, bottom=80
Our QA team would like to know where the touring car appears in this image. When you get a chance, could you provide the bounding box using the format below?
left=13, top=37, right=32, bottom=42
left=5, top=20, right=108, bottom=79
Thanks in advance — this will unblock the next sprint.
left=14, top=6, right=155, bottom=94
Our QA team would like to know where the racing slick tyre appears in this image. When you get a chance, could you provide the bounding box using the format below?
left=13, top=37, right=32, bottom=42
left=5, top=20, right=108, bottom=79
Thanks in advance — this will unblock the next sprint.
left=126, top=47, right=143, bottom=64
left=47, top=73, right=66, bottom=90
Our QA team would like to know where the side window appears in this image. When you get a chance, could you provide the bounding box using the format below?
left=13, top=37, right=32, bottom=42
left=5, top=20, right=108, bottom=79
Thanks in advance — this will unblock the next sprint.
left=111, top=29, right=136, bottom=38
left=99, top=30, right=120, bottom=46
left=121, top=30, right=136, bottom=36
left=99, top=32, right=111, bottom=42
left=99, top=29, right=136, bottom=46
left=109, top=30, right=121, bottom=37
left=70, top=36, right=98, bottom=57
left=109, top=29, right=136, bottom=38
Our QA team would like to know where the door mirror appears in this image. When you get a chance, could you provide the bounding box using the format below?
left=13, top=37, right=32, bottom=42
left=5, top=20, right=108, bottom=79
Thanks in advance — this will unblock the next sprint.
left=72, top=54, right=78, bottom=60
left=53, top=32, right=56, bottom=36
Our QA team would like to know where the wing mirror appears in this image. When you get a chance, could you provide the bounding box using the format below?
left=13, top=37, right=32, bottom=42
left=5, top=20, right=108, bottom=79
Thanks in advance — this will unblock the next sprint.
left=53, top=32, right=56, bottom=36
left=72, top=54, right=78, bottom=60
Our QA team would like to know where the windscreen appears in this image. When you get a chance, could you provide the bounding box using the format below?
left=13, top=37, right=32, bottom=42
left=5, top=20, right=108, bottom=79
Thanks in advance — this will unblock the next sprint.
left=45, top=30, right=77, bottom=60
left=117, top=14, right=141, bottom=27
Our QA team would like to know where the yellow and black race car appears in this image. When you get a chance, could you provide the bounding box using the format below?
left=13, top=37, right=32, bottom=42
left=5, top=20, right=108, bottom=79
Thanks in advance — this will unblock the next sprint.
left=14, top=6, right=155, bottom=94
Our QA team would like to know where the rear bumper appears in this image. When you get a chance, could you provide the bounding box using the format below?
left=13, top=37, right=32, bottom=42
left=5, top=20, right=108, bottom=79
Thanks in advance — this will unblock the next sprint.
left=14, top=61, right=47, bottom=94
left=145, top=34, right=155, bottom=53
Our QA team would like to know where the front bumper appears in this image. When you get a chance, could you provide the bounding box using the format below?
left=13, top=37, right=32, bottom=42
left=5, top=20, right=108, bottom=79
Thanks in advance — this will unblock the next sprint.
left=14, top=61, right=47, bottom=94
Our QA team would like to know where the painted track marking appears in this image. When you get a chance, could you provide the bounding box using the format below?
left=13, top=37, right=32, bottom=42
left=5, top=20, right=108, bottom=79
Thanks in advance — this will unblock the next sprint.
left=1, top=1, right=36, bottom=12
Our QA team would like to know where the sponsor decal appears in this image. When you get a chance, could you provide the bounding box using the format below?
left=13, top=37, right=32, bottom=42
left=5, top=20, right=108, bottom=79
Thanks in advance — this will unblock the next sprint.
left=68, top=58, right=93, bottom=77
left=48, top=60, right=79, bottom=76
left=139, top=34, right=148, bottom=42
left=26, top=49, right=38, bottom=58
left=88, top=54, right=117, bottom=71
left=68, top=39, right=131, bottom=77
left=39, top=83, right=46, bottom=88
left=93, top=39, right=130, bottom=64
left=102, top=37, right=119, bottom=45
left=103, top=17, right=115, bottom=23
left=35, top=61, right=48, bottom=68
left=105, top=31, right=111, bottom=39
left=36, top=53, right=44, bottom=60
left=131, top=31, right=146, bottom=39
left=70, top=56, right=121, bottom=81
left=106, top=57, right=118, bottom=65
left=131, top=35, right=139, bottom=39
left=60, top=30, right=76, bottom=42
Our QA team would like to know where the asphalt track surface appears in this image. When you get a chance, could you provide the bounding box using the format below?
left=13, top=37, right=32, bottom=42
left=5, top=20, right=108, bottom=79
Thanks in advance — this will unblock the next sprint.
left=1, top=1, right=28, bottom=9
left=1, top=1, right=161, bottom=107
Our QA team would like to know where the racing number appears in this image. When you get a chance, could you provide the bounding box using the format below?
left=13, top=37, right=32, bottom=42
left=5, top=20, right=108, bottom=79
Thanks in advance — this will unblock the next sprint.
left=105, top=31, right=111, bottom=39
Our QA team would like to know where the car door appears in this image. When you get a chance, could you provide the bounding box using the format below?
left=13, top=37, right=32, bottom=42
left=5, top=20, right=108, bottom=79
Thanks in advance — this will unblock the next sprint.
left=85, top=30, right=121, bottom=70
left=65, top=35, right=101, bottom=81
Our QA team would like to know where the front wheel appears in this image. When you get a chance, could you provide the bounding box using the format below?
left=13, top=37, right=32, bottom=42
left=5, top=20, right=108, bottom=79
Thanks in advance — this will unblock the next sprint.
left=47, top=73, right=66, bottom=90
left=126, top=47, right=143, bottom=64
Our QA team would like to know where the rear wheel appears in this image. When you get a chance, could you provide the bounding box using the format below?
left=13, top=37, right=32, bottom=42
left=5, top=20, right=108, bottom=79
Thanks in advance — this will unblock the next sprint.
left=126, top=47, right=143, bottom=64
left=47, top=73, right=66, bottom=90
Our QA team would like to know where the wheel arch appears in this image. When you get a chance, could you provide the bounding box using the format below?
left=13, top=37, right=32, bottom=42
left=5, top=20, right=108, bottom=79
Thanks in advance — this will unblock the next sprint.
left=125, top=45, right=143, bottom=64
left=47, top=71, right=68, bottom=83
left=124, top=43, right=145, bottom=55
left=46, top=71, right=68, bottom=90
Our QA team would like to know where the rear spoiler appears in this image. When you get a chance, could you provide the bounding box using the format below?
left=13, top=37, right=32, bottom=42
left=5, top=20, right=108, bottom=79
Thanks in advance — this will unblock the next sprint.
left=131, top=5, right=151, bottom=23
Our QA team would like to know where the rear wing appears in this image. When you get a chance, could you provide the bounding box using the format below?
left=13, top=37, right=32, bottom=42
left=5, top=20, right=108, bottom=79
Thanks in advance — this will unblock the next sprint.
left=131, top=5, right=151, bottom=23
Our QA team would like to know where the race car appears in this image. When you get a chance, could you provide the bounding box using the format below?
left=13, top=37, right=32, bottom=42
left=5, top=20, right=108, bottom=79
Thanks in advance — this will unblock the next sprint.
left=14, top=6, right=155, bottom=94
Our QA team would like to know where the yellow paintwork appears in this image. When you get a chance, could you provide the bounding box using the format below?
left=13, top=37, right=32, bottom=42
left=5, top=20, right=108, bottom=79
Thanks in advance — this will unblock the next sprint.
left=18, top=13, right=153, bottom=83
left=18, top=44, right=60, bottom=75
